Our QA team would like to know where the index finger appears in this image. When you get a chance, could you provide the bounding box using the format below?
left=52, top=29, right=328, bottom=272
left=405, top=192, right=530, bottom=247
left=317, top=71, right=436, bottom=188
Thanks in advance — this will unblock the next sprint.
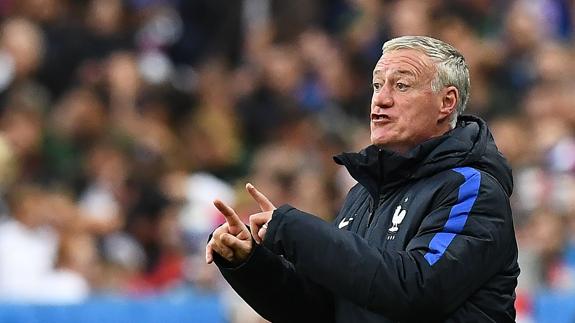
left=213, top=199, right=244, bottom=228
left=246, top=183, right=275, bottom=212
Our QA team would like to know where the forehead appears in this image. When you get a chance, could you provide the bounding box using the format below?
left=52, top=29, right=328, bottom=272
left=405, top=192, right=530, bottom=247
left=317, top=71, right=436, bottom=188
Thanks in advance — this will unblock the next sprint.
left=373, top=49, right=435, bottom=77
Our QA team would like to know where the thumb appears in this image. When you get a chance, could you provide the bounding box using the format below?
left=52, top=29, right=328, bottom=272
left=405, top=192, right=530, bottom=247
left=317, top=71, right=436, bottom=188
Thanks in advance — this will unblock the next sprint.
left=246, top=183, right=275, bottom=212
left=213, top=199, right=244, bottom=235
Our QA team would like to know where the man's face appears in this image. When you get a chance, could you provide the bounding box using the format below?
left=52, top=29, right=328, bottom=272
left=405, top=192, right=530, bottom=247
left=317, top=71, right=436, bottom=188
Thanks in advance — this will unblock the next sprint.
left=370, top=49, right=451, bottom=153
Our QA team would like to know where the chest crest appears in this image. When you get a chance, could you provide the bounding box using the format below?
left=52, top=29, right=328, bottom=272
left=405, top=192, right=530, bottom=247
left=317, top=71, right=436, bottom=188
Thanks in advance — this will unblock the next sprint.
left=386, top=196, right=409, bottom=240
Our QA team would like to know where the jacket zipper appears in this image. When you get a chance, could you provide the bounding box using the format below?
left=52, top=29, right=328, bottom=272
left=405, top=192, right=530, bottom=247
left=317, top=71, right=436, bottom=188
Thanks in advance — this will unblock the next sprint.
left=367, top=198, right=375, bottom=226
left=368, top=149, right=384, bottom=227
left=367, top=194, right=382, bottom=227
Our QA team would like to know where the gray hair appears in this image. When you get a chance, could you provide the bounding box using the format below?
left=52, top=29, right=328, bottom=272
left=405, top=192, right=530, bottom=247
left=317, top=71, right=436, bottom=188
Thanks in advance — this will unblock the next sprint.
left=382, top=36, right=470, bottom=128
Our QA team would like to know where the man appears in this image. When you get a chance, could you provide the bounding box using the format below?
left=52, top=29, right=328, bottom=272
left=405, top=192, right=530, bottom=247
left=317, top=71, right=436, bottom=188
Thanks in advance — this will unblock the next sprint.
left=206, top=35, right=519, bottom=322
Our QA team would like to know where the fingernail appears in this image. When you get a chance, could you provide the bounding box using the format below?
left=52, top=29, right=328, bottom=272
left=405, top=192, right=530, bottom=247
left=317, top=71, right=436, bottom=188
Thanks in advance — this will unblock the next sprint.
left=246, top=183, right=253, bottom=189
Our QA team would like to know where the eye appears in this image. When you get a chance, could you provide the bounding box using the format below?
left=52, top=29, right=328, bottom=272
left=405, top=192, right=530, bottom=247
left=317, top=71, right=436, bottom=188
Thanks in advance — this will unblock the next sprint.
left=372, top=82, right=382, bottom=91
left=396, top=82, right=409, bottom=91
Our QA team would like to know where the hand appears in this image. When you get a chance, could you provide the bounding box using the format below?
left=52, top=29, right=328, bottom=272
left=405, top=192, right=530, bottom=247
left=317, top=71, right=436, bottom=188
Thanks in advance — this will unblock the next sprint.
left=246, top=183, right=276, bottom=244
left=206, top=200, right=253, bottom=265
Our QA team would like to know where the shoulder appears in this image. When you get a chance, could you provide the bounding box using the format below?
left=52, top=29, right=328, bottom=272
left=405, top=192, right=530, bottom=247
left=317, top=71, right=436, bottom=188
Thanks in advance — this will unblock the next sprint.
left=413, top=167, right=477, bottom=200
left=424, top=167, right=503, bottom=191
left=446, top=167, right=509, bottom=202
left=418, top=167, right=509, bottom=208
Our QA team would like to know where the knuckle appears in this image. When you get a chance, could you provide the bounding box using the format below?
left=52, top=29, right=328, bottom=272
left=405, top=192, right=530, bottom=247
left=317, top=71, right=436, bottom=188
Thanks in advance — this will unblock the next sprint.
left=251, top=214, right=263, bottom=223
left=224, top=249, right=233, bottom=259
left=213, top=240, right=224, bottom=252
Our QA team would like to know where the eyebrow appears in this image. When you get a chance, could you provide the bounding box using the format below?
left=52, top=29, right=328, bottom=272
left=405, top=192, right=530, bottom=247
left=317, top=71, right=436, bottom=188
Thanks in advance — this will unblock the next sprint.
left=373, top=69, right=416, bottom=78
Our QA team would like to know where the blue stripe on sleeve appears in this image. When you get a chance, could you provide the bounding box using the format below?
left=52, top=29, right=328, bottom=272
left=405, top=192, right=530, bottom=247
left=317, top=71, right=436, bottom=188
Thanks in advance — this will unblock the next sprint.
left=424, top=167, right=481, bottom=266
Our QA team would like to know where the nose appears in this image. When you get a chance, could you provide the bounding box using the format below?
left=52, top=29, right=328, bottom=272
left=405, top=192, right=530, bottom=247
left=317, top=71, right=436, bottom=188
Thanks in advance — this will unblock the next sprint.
left=372, top=86, right=393, bottom=110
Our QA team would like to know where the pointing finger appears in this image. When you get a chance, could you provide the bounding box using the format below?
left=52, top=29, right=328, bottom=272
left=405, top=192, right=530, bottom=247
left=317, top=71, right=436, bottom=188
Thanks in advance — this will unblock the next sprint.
left=213, top=199, right=244, bottom=232
left=246, top=183, right=275, bottom=211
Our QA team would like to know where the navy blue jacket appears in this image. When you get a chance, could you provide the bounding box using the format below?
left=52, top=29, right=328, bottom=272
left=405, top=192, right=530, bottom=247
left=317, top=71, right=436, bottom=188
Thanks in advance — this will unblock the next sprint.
left=214, top=115, right=519, bottom=322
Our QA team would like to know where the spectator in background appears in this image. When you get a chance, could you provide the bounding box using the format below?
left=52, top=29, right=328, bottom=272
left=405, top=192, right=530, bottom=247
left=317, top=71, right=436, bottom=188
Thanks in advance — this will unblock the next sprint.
left=0, top=184, right=90, bottom=303
left=0, top=17, right=47, bottom=108
left=0, top=106, right=43, bottom=190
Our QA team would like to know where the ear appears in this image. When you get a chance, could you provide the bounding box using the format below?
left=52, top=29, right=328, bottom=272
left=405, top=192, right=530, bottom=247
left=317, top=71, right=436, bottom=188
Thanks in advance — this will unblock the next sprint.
left=438, top=86, right=459, bottom=123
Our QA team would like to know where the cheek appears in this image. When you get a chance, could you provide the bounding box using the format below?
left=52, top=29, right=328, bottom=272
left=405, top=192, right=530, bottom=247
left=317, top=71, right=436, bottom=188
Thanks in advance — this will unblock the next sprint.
left=407, top=111, right=430, bottom=129
left=396, top=101, right=431, bottom=134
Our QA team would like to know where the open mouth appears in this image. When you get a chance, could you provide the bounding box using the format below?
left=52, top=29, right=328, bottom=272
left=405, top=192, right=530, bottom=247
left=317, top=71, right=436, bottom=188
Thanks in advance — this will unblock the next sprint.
left=371, top=113, right=390, bottom=122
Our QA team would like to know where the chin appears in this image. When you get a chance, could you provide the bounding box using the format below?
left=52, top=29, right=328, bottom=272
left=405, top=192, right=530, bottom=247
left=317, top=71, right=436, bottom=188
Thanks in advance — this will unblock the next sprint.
left=371, top=139, right=389, bottom=148
left=371, top=133, right=389, bottom=144
left=370, top=130, right=391, bottom=146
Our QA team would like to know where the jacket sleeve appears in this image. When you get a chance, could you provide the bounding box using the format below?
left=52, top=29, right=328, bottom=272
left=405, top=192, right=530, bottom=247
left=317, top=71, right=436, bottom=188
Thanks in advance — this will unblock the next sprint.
left=212, top=234, right=334, bottom=323
left=263, top=170, right=516, bottom=321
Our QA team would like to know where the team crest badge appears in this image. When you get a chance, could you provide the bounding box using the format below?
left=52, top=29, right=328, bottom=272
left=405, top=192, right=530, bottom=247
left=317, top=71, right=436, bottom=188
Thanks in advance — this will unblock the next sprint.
left=387, top=197, right=409, bottom=239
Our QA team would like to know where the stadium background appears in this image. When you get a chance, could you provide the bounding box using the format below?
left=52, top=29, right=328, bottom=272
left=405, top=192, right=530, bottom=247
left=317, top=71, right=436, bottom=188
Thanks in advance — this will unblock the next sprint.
left=0, top=0, right=573, bottom=322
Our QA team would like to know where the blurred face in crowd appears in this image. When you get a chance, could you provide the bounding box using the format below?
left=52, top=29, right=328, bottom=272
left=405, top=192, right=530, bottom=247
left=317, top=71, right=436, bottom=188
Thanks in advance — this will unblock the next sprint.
left=1, top=18, right=44, bottom=79
left=370, top=49, right=457, bottom=153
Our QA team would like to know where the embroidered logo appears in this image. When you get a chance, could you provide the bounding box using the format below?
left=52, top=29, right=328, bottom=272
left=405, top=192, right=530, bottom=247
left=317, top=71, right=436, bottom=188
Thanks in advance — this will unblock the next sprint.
left=388, top=198, right=408, bottom=233
left=338, top=217, right=354, bottom=229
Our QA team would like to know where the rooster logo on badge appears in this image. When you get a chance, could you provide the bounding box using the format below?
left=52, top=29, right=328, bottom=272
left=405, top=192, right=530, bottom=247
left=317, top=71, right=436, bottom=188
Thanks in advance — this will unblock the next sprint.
left=388, top=205, right=407, bottom=233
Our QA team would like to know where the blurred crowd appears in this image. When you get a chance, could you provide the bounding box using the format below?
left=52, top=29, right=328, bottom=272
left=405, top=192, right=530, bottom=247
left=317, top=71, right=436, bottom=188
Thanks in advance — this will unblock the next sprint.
left=0, top=0, right=574, bottom=321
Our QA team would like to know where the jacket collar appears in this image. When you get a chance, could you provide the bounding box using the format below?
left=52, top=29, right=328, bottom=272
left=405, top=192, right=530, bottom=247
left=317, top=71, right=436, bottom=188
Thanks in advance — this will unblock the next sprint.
left=334, top=115, right=513, bottom=201
left=334, top=136, right=447, bottom=202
